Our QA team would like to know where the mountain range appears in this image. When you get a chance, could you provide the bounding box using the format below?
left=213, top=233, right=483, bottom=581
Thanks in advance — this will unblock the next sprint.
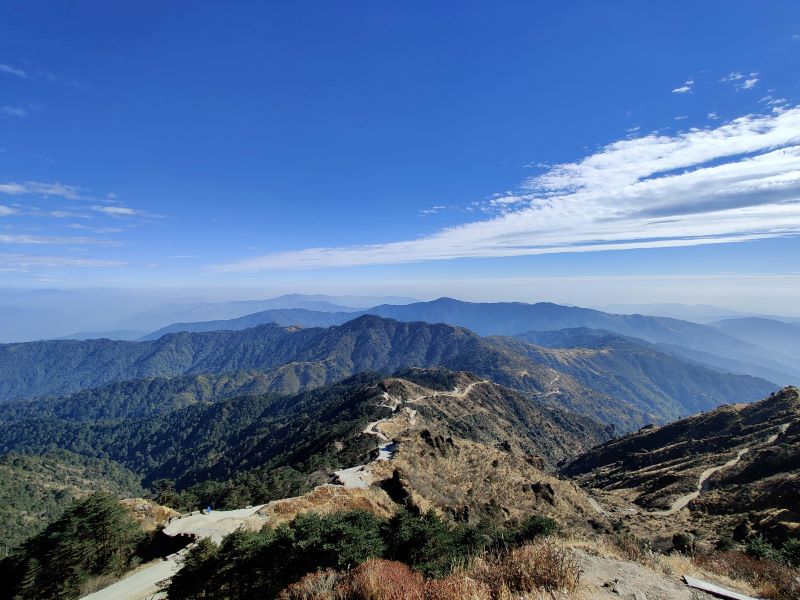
left=0, top=315, right=776, bottom=431
left=127, top=298, right=800, bottom=385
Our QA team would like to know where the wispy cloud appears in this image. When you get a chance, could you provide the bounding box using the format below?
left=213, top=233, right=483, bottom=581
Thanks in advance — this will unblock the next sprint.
left=0, top=234, right=111, bottom=245
left=0, top=63, right=29, bottom=79
left=213, top=107, right=800, bottom=271
left=721, top=71, right=759, bottom=90
left=419, top=205, right=447, bottom=216
left=67, top=223, right=124, bottom=234
left=0, top=253, right=124, bottom=270
left=672, top=79, right=694, bottom=94
left=0, top=181, right=87, bottom=200
left=0, top=105, right=27, bottom=118
left=0, top=205, right=18, bottom=216
left=90, top=205, right=140, bottom=216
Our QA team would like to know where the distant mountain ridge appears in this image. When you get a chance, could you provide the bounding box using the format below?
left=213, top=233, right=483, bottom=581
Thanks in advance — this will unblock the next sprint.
left=138, top=297, right=798, bottom=384
left=0, top=315, right=779, bottom=432
left=0, top=315, right=647, bottom=430
left=141, top=308, right=352, bottom=340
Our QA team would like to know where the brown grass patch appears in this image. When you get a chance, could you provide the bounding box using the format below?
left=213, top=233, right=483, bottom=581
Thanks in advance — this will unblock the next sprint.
left=347, top=559, right=425, bottom=600
left=694, top=551, right=800, bottom=600
left=470, top=541, right=581, bottom=597
left=424, top=574, right=491, bottom=600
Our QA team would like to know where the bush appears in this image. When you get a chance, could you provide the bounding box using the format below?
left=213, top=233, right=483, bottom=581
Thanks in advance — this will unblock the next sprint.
left=384, top=510, right=473, bottom=578
left=510, top=515, right=559, bottom=544
left=745, top=534, right=782, bottom=562
left=715, top=536, right=736, bottom=552
left=672, top=532, right=696, bottom=555
left=277, top=569, right=344, bottom=600
left=780, top=538, right=800, bottom=567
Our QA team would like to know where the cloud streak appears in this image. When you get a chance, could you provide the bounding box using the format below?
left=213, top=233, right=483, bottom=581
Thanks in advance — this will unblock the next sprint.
left=0, top=181, right=88, bottom=200
left=672, top=79, right=694, bottom=94
left=213, top=107, right=800, bottom=272
left=0, top=64, right=29, bottom=79
left=0, top=253, right=124, bottom=270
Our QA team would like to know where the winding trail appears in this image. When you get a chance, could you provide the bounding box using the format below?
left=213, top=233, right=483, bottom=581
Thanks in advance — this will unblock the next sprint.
left=81, top=505, right=266, bottom=600
left=333, top=380, right=487, bottom=488
left=648, top=422, right=790, bottom=517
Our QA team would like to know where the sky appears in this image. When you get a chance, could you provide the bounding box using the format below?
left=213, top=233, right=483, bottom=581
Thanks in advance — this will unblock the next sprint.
left=1, top=1, right=800, bottom=313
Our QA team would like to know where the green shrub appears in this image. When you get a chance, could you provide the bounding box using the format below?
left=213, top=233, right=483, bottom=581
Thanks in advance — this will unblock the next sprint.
left=715, top=536, right=736, bottom=551
left=780, top=537, right=800, bottom=567
left=745, top=534, right=781, bottom=562
left=511, top=515, right=559, bottom=543
left=672, top=532, right=696, bottom=555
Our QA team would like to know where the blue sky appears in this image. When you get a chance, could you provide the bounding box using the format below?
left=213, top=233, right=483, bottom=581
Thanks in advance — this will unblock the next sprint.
left=1, top=1, right=800, bottom=311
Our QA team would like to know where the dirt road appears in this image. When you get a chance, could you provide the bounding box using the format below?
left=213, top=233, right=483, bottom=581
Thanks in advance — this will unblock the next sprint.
left=80, top=505, right=266, bottom=600
left=649, top=422, right=789, bottom=516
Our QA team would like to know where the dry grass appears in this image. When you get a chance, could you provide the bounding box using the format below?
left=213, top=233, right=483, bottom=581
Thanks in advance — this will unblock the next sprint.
left=424, top=574, right=491, bottom=600
left=278, top=541, right=583, bottom=600
left=694, top=551, right=800, bottom=600
left=278, top=569, right=344, bottom=600
left=347, top=559, right=425, bottom=600
left=470, top=541, right=581, bottom=597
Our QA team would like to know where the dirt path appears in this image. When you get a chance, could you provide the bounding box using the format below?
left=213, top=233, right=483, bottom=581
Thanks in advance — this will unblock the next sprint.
left=81, top=556, right=179, bottom=600
left=81, top=504, right=268, bottom=600
left=333, top=380, right=487, bottom=489
left=540, top=371, right=561, bottom=398
left=649, top=422, right=790, bottom=517
left=162, top=505, right=266, bottom=543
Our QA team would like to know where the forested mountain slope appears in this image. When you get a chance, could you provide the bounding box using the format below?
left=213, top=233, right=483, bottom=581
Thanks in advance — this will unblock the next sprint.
left=0, top=450, right=142, bottom=549
left=0, top=370, right=610, bottom=495
left=364, top=298, right=798, bottom=383
left=1, top=314, right=780, bottom=432
left=504, top=329, right=776, bottom=421
left=0, top=316, right=645, bottom=429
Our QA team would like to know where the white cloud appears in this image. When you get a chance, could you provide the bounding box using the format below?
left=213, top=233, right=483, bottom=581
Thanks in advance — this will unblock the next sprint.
left=213, top=107, right=800, bottom=272
left=0, top=234, right=109, bottom=245
left=0, top=253, right=124, bottom=269
left=0, top=181, right=87, bottom=200
left=91, top=205, right=139, bottom=216
left=0, top=106, right=27, bottom=118
left=0, top=64, right=28, bottom=79
left=674, top=115, right=688, bottom=120
left=67, top=223, right=124, bottom=234
left=672, top=79, right=694, bottom=94
left=707, top=112, right=720, bottom=120
left=419, top=205, right=447, bottom=216
left=0, top=205, right=17, bottom=216
left=722, top=72, right=759, bottom=90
